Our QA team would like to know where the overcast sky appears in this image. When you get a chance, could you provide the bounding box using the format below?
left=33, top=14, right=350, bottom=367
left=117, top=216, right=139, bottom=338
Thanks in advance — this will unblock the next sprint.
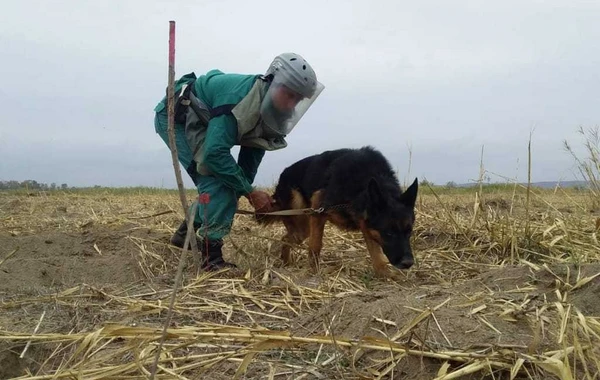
left=1, top=0, right=598, bottom=188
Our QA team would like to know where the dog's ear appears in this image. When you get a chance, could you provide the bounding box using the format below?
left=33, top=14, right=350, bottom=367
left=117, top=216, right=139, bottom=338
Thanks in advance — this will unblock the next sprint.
left=400, top=177, right=418, bottom=209
left=367, top=177, right=383, bottom=208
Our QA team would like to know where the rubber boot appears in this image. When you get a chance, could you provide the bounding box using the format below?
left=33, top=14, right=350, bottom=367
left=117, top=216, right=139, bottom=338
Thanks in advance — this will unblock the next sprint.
left=200, top=239, right=237, bottom=271
left=170, top=220, right=204, bottom=249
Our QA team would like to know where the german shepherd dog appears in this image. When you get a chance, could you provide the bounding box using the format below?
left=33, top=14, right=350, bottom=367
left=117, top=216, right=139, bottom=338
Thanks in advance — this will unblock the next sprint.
left=255, top=146, right=418, bottom=277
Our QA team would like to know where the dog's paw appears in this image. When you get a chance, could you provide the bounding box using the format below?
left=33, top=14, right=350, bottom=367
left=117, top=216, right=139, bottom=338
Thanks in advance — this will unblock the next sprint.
left=373, top=265, right=392, bottom=278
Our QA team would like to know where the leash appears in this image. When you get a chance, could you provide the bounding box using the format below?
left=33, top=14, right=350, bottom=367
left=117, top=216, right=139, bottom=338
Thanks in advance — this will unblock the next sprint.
left=235, top=203, right=354, bottom=216
left=235, top=207, right=325, bottom=216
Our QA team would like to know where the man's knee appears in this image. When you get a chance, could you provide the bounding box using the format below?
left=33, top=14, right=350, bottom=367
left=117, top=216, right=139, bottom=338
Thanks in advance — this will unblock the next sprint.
left=195, top=178, right=238, bottom=238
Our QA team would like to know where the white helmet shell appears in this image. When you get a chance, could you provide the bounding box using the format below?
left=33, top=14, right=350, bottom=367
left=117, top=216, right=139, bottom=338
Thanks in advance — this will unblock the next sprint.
left=265, top=52, right=319, bottom=98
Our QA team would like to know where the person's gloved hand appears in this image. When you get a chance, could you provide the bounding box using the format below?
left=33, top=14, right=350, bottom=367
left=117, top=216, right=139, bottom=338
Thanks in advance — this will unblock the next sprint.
left=245, top=190, right=275, bottom=213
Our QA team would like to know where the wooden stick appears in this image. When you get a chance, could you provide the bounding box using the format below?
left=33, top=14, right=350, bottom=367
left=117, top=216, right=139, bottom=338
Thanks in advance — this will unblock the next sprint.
left=525, top=128, right=533, bottom=240
left=165, top=29, right=185, bottom=209
left=150, top=20, right=200, bottom=379
left=163, top=19, right=199, bottom=270
left=150, top=202, right=198, bottom=379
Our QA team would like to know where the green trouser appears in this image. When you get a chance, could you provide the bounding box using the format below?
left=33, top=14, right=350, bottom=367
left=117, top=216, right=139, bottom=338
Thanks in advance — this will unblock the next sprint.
left=154, top=111, right=239, bottom=241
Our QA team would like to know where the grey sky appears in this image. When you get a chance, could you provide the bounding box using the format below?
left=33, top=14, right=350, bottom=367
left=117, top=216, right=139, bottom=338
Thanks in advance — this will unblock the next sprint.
left=1, top=0, right=598, bottom=189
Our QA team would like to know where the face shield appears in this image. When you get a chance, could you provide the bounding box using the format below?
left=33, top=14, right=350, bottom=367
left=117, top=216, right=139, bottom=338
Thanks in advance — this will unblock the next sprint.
left=259, top=75, right=325, bottom=138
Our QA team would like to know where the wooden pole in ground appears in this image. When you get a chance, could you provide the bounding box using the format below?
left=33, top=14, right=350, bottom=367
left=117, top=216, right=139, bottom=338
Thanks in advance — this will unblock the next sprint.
left=150, top=20, right=201, bottom=379
left=165, top=21, right=198, bottom=256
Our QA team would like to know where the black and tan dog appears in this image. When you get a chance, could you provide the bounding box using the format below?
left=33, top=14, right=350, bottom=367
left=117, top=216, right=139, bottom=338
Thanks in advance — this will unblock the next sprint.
left=255, top=146, right=418, bottom=277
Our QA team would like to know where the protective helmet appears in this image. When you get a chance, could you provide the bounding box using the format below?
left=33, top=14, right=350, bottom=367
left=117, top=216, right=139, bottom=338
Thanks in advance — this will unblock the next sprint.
left=260, top=52, right=325, bottom=137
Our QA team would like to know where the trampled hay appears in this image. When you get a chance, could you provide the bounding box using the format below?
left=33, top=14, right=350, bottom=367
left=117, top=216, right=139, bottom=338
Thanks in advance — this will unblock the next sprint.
left=0, top=184, right=599, bottom=379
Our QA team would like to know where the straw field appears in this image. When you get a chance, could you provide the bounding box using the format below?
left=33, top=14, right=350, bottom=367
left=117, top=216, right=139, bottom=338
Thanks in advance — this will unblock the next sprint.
left=1, top=179, right=599, bottom=379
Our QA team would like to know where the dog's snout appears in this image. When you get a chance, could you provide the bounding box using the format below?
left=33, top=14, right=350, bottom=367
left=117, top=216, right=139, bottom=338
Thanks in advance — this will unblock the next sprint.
left=384, top=242, right=414, bottom=270
left=395, top=258, right=413, bottom=269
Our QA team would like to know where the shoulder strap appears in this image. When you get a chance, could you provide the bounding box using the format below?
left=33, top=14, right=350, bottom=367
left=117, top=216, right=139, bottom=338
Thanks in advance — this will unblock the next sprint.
left=210, top=104, right=236, bottom=118
left=208, top=75, right=268, bottom=119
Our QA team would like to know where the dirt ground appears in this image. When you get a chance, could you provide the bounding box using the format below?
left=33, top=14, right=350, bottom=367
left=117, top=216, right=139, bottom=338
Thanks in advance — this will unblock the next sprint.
left=1, top=190, right=599, bottom=379
left=0, top=227, right=143, bottom=293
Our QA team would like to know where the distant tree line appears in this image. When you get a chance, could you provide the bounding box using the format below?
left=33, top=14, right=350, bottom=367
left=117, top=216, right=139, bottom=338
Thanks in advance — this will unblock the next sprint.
left=0, top=180, right=68, bottom=190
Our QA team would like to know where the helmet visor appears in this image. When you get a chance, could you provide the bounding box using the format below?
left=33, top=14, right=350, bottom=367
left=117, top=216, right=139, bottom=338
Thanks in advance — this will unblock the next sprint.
left=260, top=77, right=325, bottom=137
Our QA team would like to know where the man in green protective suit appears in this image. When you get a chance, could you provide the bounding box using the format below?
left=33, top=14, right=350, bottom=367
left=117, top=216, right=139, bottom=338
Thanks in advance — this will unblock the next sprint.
left=153, top=52, right=324, bottom=271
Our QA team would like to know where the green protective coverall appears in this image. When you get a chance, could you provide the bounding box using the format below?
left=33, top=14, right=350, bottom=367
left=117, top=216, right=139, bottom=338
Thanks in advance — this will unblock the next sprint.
left=153, top=70, right=267, bottom=241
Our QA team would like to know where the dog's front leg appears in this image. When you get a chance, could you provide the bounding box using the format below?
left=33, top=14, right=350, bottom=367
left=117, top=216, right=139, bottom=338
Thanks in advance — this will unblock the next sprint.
left=360, top=228, right=390, bottom=278
left=307, top=215, right=327, bottom=272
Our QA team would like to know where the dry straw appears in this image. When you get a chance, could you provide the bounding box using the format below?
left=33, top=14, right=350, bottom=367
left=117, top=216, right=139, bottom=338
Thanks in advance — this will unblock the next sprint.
left=1, top=135, right=600, bottom=378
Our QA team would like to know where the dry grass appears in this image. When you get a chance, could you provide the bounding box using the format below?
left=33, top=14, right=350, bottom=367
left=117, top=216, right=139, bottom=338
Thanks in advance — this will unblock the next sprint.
left=0, top=183, right=599, bottom=379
